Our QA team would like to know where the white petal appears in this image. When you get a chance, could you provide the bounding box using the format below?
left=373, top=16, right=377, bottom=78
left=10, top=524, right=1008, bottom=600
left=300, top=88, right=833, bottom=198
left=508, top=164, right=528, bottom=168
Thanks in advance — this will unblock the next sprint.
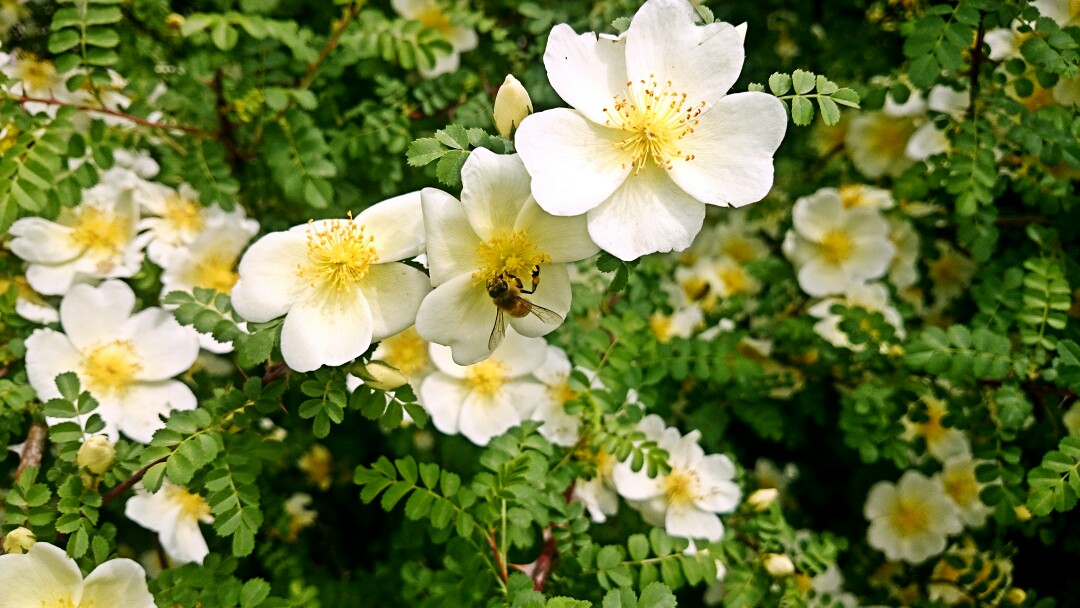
left=450, top=26, right=478, bottom=52
left=542, top=23, right=628, bottom=124
left=415, top=274, right=498, bottom=365
left=160, top=518, right=210, bottom=565
left=7, top=217, right=82, bottom=264
left=665, top=504, right=725, bottom=541
left=506, top=264, right=571, bottom=338
left=532, top=345, right=572, bottom=385
left=797, top=259, right=851, bottom=297
left=905, top=122, right=948, bottom=161
left=390, top=0, right=423, bottom=18
left=459, top=149, right=533, bottom=242
left=863, top=482, right=897, bottom=519
left=489, top=328, right=549, bottom=378
left=421, top=187, right=481, bottom=286
left=0, top=542, right=83, bottom=607
left=355, top=191, right=426, bottom=262
left=791, top=189, right=844, bottom=241
left=60, top=280, right=136, bottom=349
left=458, top=382, right=542, bottom=445
left=585, top=168, right=705, bottom=261
left=80, top=558, right=156, bottom=608
left=24, top=329, right=81, bottom=400
left=845, top=238, right=896, bottom=282
left=280, top=288, right=374, bottom=372
left=117, top=381, right=197, bottom=444
left=612, top=465, right=664, bottom=501
left=419, top=372, right=470, bottom=435
left=128, top=308, right=200, bottom=381
left=514, top=198, right=599, bottom=263
left=668, top=92, right=786, bottom=207
left=516, top=109, right=631, bottom=216
left=231, top=231, right=309, bottom=323
left=24, top=262, right=82, bottom=296
left=624, top=0, right=744, bottom=107
left=361, top=263, right=431, bottom=341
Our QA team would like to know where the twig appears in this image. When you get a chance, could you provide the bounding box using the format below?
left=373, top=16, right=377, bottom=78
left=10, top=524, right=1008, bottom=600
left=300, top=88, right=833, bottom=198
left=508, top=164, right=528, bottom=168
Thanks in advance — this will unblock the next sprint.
left=101, top=456, right=169, bottom=506
left=8, top=94, right=211, bottom=136
left=15, top=422, right=48, bottom=482
left=967, top=14, right=986, bottom=118
left=487, top=529, right=509, bottom=583
left=298, top=2, right=364, bottom=91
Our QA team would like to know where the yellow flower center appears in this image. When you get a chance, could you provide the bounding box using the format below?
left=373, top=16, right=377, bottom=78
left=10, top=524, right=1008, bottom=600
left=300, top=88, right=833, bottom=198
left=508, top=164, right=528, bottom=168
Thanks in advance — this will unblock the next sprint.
left=890, top=498, right=929, bottom=536
left=82, top=341, right=141, bottom=395
left=943, top=470, right=979, bottom=508
left=605, top=77, right=703, bottom=173
left=547, top=377, right=577, bottom=405
left=722, top=237, right=757, bottom=263
left=416, top=4, right=453, bottom=35
left=929, top=256, right=961, bottom=285
left=838, top=184, right=867, bottom=208
left=0, top=123, right=18, bottom=154
left=184, top=250, right=240, bottom=294
left=161, top=193, right=204, bottom=235
left=819, top=230, right=854, bottom=265
left=297, top=218, right=379, bottom=293
left=50, top=595, right=92, bottom=608
left=380, top=327, right=429, bottom=377
left=69, top=206, right=131, bottom=256
left=662, top=469, right=699, bottom=507
left=472, top=230, right=550, bottom=287
left=465, top=359, right=508, bottom=397
left=167, top=485, right=211, bottom=520
left=867, top=116, right=916, bottom=158
left=718, top=265, right=751, bottom=295
left=299, top=444, right=333, bottom=490
left=649, top=312, right=672, bottom=343
left=13, top=51, right=58, bottom=92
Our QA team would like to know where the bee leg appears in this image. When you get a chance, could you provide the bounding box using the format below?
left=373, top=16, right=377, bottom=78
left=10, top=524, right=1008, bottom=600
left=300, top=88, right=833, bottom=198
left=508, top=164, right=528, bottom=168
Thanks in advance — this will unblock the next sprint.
left=520, top=265, right=541, bottom=295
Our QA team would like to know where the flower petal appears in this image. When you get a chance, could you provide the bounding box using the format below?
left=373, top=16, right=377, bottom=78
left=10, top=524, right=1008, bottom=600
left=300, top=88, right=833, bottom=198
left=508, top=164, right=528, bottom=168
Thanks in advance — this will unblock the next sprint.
left=419, top=372, right=470, bottom=435
left=81, top=558, right=156, bottom=608
left=666, top=504, right=725, bottom=541
left=231, top=231, right=309, bottom=323
left=25, top=329, right=81, bottom=401
left=421, top=187, right=481, bottom=286
left=416, top=274, right=497, bottom=365
left=668, top=92, right=787, bottom=207
left=361, top=263, right=432, bottom=341
left=0, top=542, right=84, bottom=607
left=516, top=108, right=631, bottom=216
left=507, top=263, right=571, bottom=338
left=490, top=328, right=549, bottom=378
left=7, top=217, right=82, bottom=264
left=160, top=518, right=210, bottom=565
left=459, top=149, right=534, bottom=242
left=791, top=189, right=844, bottom=241
left=458, top=381, right=544, bottom=445
left=797, top=258, right=850, bottom=297
left=60, top=281, right=136, bottom=349
left=128, top=309, right=200, bottom=381
left=355, top=191, right=426, bottom=262
left=624, top=0, right=744, bottom=107
left=280, top=288, right=374, bottom=372
left=24, top=262, right=82, bottom=296
left=117, top=381, right=197, bottom=444
left=585, top=168, right=705, bottom=260
left=542, top=23, right=628, bottom=123
left=514, top=198, right=599, bottom=263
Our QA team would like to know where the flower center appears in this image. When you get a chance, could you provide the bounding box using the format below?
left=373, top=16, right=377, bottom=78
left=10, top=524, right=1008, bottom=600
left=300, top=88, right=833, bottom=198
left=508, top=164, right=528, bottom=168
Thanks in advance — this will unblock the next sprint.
left=604, top=76, right=703, bottom=173
left=185, top=249, right=240, bottom=294
left=13, top=51, right=58, bottom=93
left=380, top=327, right=429, bottom=377
left=69, top=205, right=131, bottom=256
left=297, top=218, right=379, bottom=293
left=868, top=117, right=916, bottom=157
left=943, top=471, right=979, bottom=507
left=167, top=485, right=211, bottom=520
left=0, top=123, right=19, bottom=154
left=472, top=230, right=550, bottom=287
left=663, top=469, right=699, bottom=507
left=82, top=341, right=141, bottom=395
left=718, top=265, right=751, bottom=295
left=161, top=193, right=205, bottom=236
left=838, top=184, right=867, bottom=208
left=649, top=312, right=672, bottom=343
left=681, top=277, right=710, bottom=302
left=416, top=4, right=453, bottom=35
left=547, top=376, right=577, bottom=405
left=819, top=230, right=854, bottom=265
left=722, top=238, right=757, bottom=263
left=51, top=595, right=92, bottom=608
left=465, top=359, right=508, bottom=397
left=890, top=498, right=929, bottom=536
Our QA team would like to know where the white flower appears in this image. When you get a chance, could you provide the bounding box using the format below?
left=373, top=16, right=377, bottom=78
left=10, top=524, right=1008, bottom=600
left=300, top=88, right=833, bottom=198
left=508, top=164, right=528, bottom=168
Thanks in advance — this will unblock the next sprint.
left=0, top=542, right=155, bottom=608
left=530, top=345, right=582, bottom=447
left=782, top=188, right=895, bottom=297
left=231, top=192, right=430, bottom=372
left=8, top=183, right=143, bottom=296
left=420, top=328, right=548, bottom=446
left=515, top=0, right=787, bottom=261
left=573, top=447, right=621, bottom=523
left=927, top=240, right=976, bottom=309
left=0, top=50, right=78, bottom=117
left=938, top=456, right=993, bottom=528
left=415, top=149, right=597, bottom=365
left=808, top=282, right=905, bottom=351
left=139, top=184, right=257, bottom=266
left=649, top=305, right=705, bottom=343
left=887, top=216, right=920, bottom=291
left=125, top=481, right=213, bottom=565
left=864, top=470, right=963, bottom=564
left=24, top=280, right=200, bottom=443
left=836, top=183, right=894, bottom=211
left=391, top=0, right=478, bottom=78
left=613, top=415, right=741, bottom=541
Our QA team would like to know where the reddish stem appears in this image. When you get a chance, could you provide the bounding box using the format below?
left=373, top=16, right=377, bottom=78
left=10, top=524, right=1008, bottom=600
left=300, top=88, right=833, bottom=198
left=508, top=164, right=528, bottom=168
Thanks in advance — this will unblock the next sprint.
left=15, top=422, right=48, bottom=482
left=11, top=94, right=210, bottom=135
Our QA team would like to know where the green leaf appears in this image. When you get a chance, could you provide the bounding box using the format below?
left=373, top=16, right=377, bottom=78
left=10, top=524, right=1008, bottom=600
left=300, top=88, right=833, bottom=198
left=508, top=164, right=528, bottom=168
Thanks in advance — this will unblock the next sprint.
left=241, top=579, right=271, bottom=608
left=637, top=583, right=676, bottom=608
left=791, top=96, right=814, bottom=126
left=791, top=69, right=815, bottom=94
left=768, top=73, right=791, bottom=96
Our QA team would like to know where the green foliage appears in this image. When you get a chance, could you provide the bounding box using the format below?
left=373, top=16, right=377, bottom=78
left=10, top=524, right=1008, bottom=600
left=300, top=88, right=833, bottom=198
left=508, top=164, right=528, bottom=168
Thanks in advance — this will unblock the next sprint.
left=0, top=108, right=77, bottom=231
left=406, top=123, right=513, bottom=187
left=49, top=0, right=123, bottom=80
left=1027, top=436, right=1080, bottom=516
left=761, top=70, right=860, bottom=126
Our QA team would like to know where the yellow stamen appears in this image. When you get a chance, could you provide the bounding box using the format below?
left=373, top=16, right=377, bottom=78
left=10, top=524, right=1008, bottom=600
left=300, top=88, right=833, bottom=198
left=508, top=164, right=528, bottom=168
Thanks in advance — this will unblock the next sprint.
left=819, top=230, right=854, bottom=265
left=604, top=76, right=703, bottom=173
left=547, top=377, right=577, bottom=405
left=722, top=238, right=757, bottom=263
left=662, top=469, right=699, bottom=506
left=186, top=250, right=240, bottom=294
left=13, top=51, right=58, bottom=92
left=649, top=312, right=672, bottom=343
left=82, top=341, right=141, bottom=395
left=943, top=471, right=979, bottom=508
left=297, top=216, right=379, bottom=293
left=166, top=485, right=211, bottom=520
left=472, top=230, right=550, bottom=287
left=890, top=498, right=929, bottom=536
left=379, top=327, right=429, bottom=377
left=161, top=192, right=204, bottom=235
left=838, top=184, right=866, bottom=208
left=465, top=359, right=508, bottom=397
left=69, top=206, right=131, bottom=256
left=718, top=265, right=750, bottom=295
left=415, top=4, right=453, bottom=35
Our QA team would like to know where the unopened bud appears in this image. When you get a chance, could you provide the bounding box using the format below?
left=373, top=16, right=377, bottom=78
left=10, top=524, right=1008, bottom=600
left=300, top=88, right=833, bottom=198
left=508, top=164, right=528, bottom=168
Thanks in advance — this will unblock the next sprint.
left=77, top=435, right=115, bottom=475
left=1013, top=504, right=1032, bottom=522
left=746, top=488, right=780, bottom=512
left=2, top=527, right=36, bottom=554
left=1005, top=588, right=1027, bottom=605
left=353, top=360, right=410, bottom=391
left=166, top=13, right=185, bottom=29
left=493, top=74, right=532, bottom=138
left=763, top=553, right=795, bottom=578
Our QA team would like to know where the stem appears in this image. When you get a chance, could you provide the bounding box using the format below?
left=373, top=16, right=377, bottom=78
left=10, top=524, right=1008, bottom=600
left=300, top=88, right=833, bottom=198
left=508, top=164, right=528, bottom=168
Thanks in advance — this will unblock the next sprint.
left=298, top=2, right=363, bottom=91
left=15, top=422, right=48, bottom=482
left=968, top=14, right=986, bottom=119
left=101, top=456, right=169, bottom=506
left=487, top=528, right=509, bottom=583
left=7, top=94, right=210, bottom=135
left=499, top=499, right=509, bottom=578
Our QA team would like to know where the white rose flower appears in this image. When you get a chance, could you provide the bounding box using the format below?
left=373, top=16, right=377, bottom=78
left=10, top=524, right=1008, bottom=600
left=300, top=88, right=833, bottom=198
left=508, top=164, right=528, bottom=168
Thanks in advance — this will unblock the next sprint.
left=0, top=542, right=155, bottom=608
left=938, top=456, right=993, bottom=528
left=391, top=0, right=478, bottom=78
left=125, top=481, right=213, bottom=565
left=8, top=183, right=143, bottom=296
left=25, top=280, right=200, bottom=443
left=782, top=187, right=895, bottom=297
left=808, top=282, right=905, bottom=351
left=0, top=50, right=79, bottom=117
left=420, top=328, right=548, bottom=446
left=530, top=345, right=583, bottom=448
left=864, top=470, right=963, bottom=564
left=230, top=192, right=430, bottom=373
left=888, top=216, right=920, bottom=291
left=515, top=0, right=787, bottom=261
left=903, top=395, right=972, bottom=464
left=138, top=183, right=257, bottom=266
left=573, top=447, right=621, bottom=523
left=415, top=149, right=597, bottom=365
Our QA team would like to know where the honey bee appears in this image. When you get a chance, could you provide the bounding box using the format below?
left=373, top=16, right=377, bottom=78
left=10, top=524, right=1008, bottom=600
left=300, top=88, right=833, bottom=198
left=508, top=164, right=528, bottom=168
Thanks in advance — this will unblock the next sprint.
left=487, top=266, right=563, bottom=351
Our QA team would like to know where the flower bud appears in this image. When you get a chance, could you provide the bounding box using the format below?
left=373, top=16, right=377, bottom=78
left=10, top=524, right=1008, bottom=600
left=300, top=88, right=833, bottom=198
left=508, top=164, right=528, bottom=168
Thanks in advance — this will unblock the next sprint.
left=77, top=435, right=116, bottom=475
left=746, top=488, right=780, bottom=512
left=1013, top=504, right=1032, bottom=522
left=166, top=13, right=185, bottom=29
left=351, top=360, right=409, bottom=391
left=763, top=553, right=795, bottom=578
left=493, top=74, right=532, bottom=138
left=2, top=527, right=36, bottom=554
left=1005, top=588, right=1027, bottom=605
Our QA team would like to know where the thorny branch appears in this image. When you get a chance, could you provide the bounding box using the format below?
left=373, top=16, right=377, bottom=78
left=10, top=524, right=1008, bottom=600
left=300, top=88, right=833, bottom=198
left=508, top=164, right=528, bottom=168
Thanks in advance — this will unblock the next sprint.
left=15, top=421, right=47, bottom=482
left=8, top=94, right=211, bottom=136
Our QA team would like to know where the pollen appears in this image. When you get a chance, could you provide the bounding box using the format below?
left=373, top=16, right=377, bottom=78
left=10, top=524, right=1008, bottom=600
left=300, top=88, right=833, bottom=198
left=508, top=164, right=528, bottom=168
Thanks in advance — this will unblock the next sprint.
left=838, top=184, right=867, bottom=209
left=52, top=596, right=86, bottom=608
left=818, top=230, right=854, bottom=265
left=185, top=249, right=240, bottom=294
left=13, top=51, right=58, bottom=93
left=722, top=238, right=757, bottom=263
left=380, top=326, right=429, bottom=377
left=649, top=312, right=672, bottom=344
left=473, top=230, right=550, bottom=287
left=604, top=76, right=703, bottom=173
left=82, top=340, right=142, bottom=395
left=416, top=4, right=453, bottom=35
left=297, top=216, right=379, bottom=293
left=663, top=469, right=699, bottom=507
left=69, top=205, right=131, bottom=256
left=161, top=192, right=205, bottom=235
left=890, top=498, right=929, bottom=536
left=718, top=265, right=751, bottom=295
left=167, top=485, right=212, bottom=520
left=547, top=377, right=577, bottom=405
left=465, top=359, right=508, bottom=397
left=942, top=471, right=979, bottom=508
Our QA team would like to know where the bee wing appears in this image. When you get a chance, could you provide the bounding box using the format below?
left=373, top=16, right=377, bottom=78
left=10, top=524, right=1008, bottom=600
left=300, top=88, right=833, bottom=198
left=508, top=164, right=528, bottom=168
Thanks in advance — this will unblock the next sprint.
left=488, top=308, right=507, bottom=352
left=522, top=300, right=564, bottom=325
